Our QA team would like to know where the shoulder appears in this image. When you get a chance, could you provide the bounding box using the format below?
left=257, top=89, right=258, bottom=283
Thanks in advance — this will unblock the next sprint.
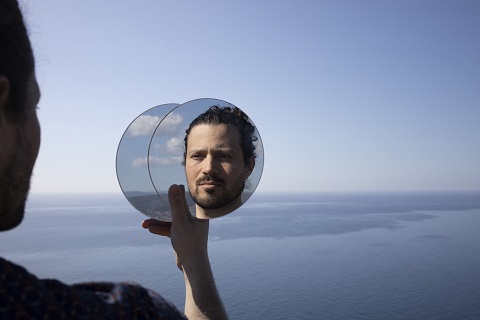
left=72, top=281, right=187, bottom=319
left=0, top=258, right=186, bottom=319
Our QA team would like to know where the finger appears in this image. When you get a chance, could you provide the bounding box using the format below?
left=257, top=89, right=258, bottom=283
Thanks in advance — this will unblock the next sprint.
left=179, top=184, right=206, bottom=222
left=180, top=184, right=190, bottom=213
left=147, top=225, right=172, bottom=237
left=141, top=219, right=171, bottom=229
left=169, top=184, right=189, bottom=226
left=174, top=252, right=182, bottom=271
left=177, top=185, right=209, bottom=223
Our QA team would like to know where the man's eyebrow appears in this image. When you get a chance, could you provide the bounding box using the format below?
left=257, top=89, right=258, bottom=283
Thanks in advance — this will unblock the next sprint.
left=213, top=146, right=236, bottom=151
left=188, top=147, right=236, bottom=153
left=187, top=148, right=206, bottom=154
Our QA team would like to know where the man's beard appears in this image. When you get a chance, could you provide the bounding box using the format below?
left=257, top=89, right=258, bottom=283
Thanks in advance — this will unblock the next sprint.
left=0, top=132, right=34, bottom=232
left=189, top=175, right=245, bottom=210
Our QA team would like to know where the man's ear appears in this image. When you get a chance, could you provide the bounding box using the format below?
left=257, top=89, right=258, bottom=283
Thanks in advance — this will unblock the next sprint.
left=244, top=157, right=255, bottom=179
left=0, top=75, right=11, bottom=126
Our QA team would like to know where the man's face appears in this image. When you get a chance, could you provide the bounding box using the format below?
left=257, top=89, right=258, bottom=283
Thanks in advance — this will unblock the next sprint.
left=0, top=73, right=41, bottom=231
left=185, top=123, right=253, bottom=210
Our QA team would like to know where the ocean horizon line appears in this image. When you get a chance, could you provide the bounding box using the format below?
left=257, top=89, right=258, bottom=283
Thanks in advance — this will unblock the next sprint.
left=28, top=189, right=480, bottom=196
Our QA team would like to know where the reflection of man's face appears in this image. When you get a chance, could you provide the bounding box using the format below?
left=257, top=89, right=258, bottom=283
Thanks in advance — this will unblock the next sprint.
left=185, top=123, right=252, bottom=210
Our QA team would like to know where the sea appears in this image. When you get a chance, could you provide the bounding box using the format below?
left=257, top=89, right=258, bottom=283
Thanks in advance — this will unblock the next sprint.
left=1, top=191, right=480, bottom=320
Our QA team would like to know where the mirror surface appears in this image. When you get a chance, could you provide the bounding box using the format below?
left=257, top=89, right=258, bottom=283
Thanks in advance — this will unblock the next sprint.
left=148, top=98, right=264, bottom=219
left=116, top=104, right=179, bottom=221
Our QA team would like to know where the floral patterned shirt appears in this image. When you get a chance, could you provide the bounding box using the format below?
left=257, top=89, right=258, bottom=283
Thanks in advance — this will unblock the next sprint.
left=0, top=257, right=187, bottom=319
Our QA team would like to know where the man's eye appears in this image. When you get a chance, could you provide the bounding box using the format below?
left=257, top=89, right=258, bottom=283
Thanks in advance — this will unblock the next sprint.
left=191, top=154, right=203, bottom=160
left=220, top=153, right=232, bottom=159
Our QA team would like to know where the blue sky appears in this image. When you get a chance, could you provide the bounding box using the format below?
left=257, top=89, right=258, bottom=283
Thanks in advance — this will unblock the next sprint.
left=23, top=0, right=480, bottom=193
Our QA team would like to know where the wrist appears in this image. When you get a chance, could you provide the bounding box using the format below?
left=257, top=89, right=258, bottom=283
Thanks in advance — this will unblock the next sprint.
left=180, top=249, right=210, bottom=274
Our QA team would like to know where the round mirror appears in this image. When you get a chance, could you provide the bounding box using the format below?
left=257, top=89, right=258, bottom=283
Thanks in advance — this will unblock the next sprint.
left=116, top=104, right=179, bottom=221
left=148, top=98, right=264, bottom=219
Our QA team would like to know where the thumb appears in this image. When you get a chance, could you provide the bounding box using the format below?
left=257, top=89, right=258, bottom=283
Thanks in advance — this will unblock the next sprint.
left=168, top=184, right=189, bottom=225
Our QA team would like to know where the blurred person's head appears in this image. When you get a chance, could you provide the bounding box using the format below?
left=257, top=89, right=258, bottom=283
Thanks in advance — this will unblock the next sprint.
left=183, top=106, right=256, bottom=218
left=0, top=0, right=41, bottom=231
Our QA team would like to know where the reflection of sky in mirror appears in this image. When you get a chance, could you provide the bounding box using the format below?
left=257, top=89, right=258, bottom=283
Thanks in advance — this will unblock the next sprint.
left=148, top=112, right=185, bottom=171
left=116, top=104, right=179, bottom=194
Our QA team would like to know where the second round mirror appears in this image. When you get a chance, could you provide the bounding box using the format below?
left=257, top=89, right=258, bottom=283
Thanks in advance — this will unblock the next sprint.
left=148, top=98, right=264, bottom=219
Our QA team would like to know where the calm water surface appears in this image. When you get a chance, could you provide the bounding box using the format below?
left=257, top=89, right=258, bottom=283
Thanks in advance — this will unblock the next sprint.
left=1, top=192, right=480, bottom=320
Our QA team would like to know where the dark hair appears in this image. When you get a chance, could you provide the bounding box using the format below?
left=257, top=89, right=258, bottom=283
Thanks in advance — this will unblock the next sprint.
left=183, top=106, right=258, bottom=164
left=0, top=0, right=35, bottom=121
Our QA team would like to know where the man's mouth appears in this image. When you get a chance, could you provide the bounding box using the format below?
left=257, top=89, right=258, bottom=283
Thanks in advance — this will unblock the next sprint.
left=196, top=176, right=225, bottom=187
left=198, top=181, right=223, bottom=190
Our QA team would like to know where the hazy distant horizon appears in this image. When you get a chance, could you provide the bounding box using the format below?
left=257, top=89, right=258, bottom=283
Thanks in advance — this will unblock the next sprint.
left=28, top=188, right=480, bottom=196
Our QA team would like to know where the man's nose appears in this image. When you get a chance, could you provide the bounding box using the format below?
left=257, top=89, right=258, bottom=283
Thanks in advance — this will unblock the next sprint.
left=202, top=155, right=219, bottom=175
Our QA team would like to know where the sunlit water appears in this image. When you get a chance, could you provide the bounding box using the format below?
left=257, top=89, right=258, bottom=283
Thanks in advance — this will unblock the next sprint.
left=1, top=192, right=480, bottom=320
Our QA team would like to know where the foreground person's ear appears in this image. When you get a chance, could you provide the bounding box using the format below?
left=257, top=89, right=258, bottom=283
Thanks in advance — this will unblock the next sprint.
left=0, top=75, right=11, bottom=129
left=0, top=75, right=10, bottom=115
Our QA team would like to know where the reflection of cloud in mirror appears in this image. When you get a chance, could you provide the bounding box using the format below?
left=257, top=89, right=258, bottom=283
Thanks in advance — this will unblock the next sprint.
left=150, top=156, right=183, bottom=167
left=127, top=115, right=161, bottom=137
left=132, top=156, right=182, bottom=167
left=151, top=137, right=184, bottom=155
left=155, top=112, right=184, bottom=135
left=132, top=157, right=149, bottom=167
left=166, top=137, right=183, bottom=155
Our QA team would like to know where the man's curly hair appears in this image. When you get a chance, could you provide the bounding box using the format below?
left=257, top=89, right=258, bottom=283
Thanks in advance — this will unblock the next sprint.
left=183, top=106, right=257, bottom=165
left=0, top=0, right=35, bottom=122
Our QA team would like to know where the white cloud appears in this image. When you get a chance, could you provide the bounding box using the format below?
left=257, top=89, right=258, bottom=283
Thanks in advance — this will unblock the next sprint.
left=132, top=156, right=182, bottom=167
left=166, top=137, right=183, bottom=154
left=155, top=112, right=184, bottom=135
left=150, top=137, right=184, bottom=155
left=127, top=115, right=161, bottom=137
left=149, top=156, right=183, bottom=167
left=151, top=143, right=163, bottom=151
left=132, top=157, right=148, bottom=167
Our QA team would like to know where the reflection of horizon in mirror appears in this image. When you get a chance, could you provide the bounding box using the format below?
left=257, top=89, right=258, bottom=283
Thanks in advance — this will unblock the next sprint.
left=116, top=103, right=179, bottom=221
left=148, top=98, right=264, bottom=216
